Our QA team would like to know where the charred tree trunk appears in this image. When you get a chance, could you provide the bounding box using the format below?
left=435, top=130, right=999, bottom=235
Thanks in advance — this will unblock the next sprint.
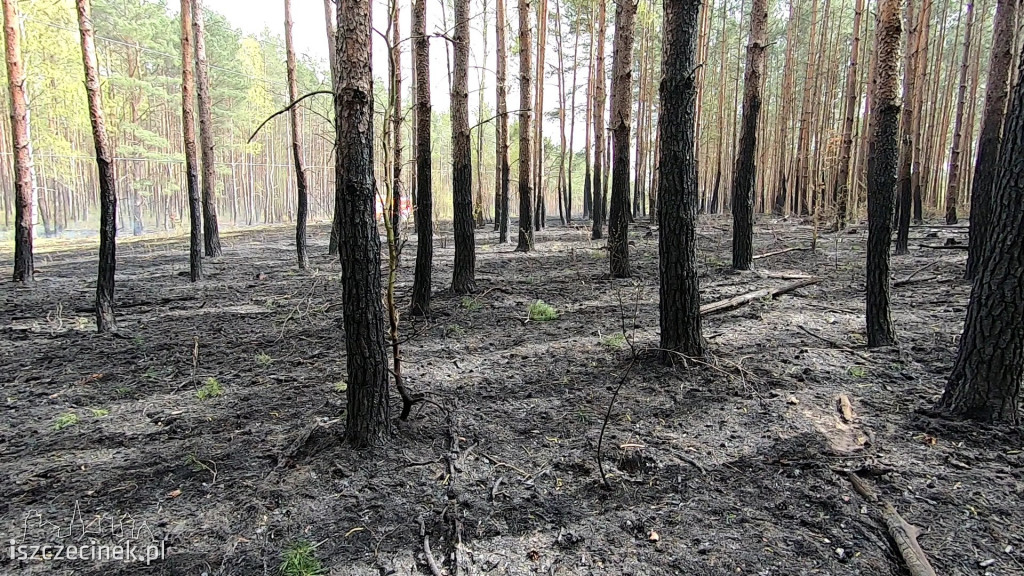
left=730, top=0, right=768, bottom=270
left=894, top=0, right=916, bottom=256
left=533, top=0, right=548, bottom=231
left=832, top=0, right=864, bottom=231
left=3, top=0, right=33, bottom=283
left=179, top=0, right=202, bottom=281
left=865, top=0, right=902, bottom=348
left=590, top=0, right=607, bottom=240
left=944, top=0, right=976, bottom=225
left=496, top=0, right=510, bottom=243
left=411, top=0, right=434, bottom=315
left=191, top=0, right=221, bottom=257
left=966, top=0, right=1017, bottom=279
left=76, top=0, right=117, bottom=332
left=659, top=0, right=705, bottom=362
left=335, top=0, right=391, bottom=446
left=391, top=0, right=403, bottom=244
left=607, top=0, right=635, bottom=278
left=936, top=47, right=1024, bottom=425
left=325, top=0, right=342, bottom=255
left=582, top=7, right=595, bottom=220
left=515, top=0, right=535, bottom=251
left=284, top=0, right=308, bottom=269
left=451, top=0, right=476, bottom=293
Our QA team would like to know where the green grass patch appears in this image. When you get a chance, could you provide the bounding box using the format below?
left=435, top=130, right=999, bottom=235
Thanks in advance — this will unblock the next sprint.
left=600, top=333, right=627, bottom=349
left=90, top=408, right=110, bottom=418
left=460, top=296, right=483, bottom=311
left=53, top=412, right=79, bottom=431
left=279, top=540, right=324, bottom=576
left=528, top=300, right=558, bottom=321
left=197, top=377, right=224, bottom=400
left=255, top=352, right=273, bottom=367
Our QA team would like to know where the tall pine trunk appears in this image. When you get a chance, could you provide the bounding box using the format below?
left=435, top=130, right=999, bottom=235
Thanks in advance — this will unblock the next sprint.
left=325, top=0, right=342, bottom=255
left=451, top=0, right=476, bottom=293
left=832, top=0, right=864, bottom=231
left=865, top=0, right=902, bottom=348
left=284, top=0, right=308, bottom=269
left=966, top=0, right=1017, bottom=279
left=391, top=0, right=403, bottom=244
left=76, top=0, right=117, bottom=332
left=515, top=0, right=535, bottom=251
left=730, top=0, right=768, bottom=270
left=607, top=0, right=635, bottom=278
left=411, top=0, right=434, bottom=314
left=335, top=0, right=391, bottom=446
left=659, top=0, right=704, bottom=362
left=179, top=0, right=203, bottom=281
left=590, top=0, right=607, bottom=240
left=3, top=0, right=33, bottom=283
left=937, top=45, right=1024, bottom=425
left=191, top=0, right=221, bottom=257
left=495, top=0, right=510, bottom=243
left=944, top=0, right=976, bottom=225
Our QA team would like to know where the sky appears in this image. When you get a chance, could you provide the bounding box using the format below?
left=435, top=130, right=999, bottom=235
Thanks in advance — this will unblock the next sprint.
left=204, top=0, right=582, bottom=136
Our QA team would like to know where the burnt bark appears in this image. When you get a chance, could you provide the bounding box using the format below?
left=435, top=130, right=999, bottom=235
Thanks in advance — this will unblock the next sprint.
left=390, top=0, right=403, bottom=246
left=179, top=0, right=202, bottom=281
left=496, top=0, right=510, bottom=243
left=284, top=0, right=309, bottom=270
left=730, top=0, right=768, bottom=271
left=451, top=0, right=476, bottom=293
left=76, top=0, right=117, bottom=333
left=515, top=0, right=535, bottom=251
left=659, top=0, right=704, bottom=362
left=590, top=0, right=607, bottom=241
left=966, top=0, right=1017, bottom=279
left=865, top=0, right=902, bottom=348
left=410, top=0, right=433, bottom=315
left=335, top=0, right=391, bottom=446
left=607, top=0, right=635, bottom=278
left=191, top=0, right=221, bottom=257
left=325, top=0, right=342, bottom=256
left=937, top=48, right=1024, bottom=425
left=3, top=0, right=33, bottom=283
left=832, top=0, right=864, bottom=231
left=944, top=0, right=975, bottom=226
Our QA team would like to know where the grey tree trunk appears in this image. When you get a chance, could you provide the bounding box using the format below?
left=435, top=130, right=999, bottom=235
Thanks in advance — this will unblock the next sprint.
left=607, top=0, right=635, bottom=278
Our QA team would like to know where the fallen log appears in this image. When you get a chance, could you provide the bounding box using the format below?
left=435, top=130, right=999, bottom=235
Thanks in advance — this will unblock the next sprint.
left=847, top=473, right=937, bottom=576
left=893, top=275, right=939, bottom=287
left=752, top=246, right=810, bottom=260
left=918, top=243, right=969, bottom=250
left=701, top=278, right=821, bottom=316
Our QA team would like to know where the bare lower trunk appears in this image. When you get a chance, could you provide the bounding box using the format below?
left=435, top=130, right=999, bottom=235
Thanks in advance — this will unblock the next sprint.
left=590, top=0, right=607, bottom=240
left=515, top=0, right=535, bottom=251
left=4, top=0, right=34, bottom=283
left=607, top=0, right=635, bottom=278
left=191, top=0, right=221, bottom=257
left=179, top=0, right=203, bottom=281
left=495, top=0, right=510, bottom=243
left=284, top=0, right=308, bottom=269
left=451, top=0, right=476, bottom=293
left=411, top=0, right=433, bottom=315
left=76, top=0, right=117, bottom=332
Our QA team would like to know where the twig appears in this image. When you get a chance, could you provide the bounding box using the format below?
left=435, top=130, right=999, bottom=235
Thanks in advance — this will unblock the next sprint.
left=423, top=535, right=442, bottom=576
left=248, top=90, right=333, bottom=143
left=917, top=243, right=968, bottom=250
left=796, top=325, right=872, bottom=362
left=752, top=246, right=810, bottom=260
left=596, top=357, right=640, bottom=489
left=700, top=277, right=821, bottom=316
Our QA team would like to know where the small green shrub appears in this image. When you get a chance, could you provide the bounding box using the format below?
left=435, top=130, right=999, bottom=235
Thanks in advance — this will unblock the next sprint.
left=197, top=377, right=223, bottom=400
left=54, top=412, right=79, bottom=431
left=600, top=333, right=627, bottom=349
left=846, top=365, right=868, bottom=378
left=460, top=296, right=482, bottom=311
left=90, top=408, right=110, bottom=418
left=279, top=540, right=324, bottom=576
left=528, top=300, right=558, bottom=321
left=255, top=352, right=273, bottom=367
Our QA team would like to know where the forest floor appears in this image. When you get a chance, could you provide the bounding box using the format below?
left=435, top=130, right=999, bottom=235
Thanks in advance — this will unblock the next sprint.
left=1, top=217, right=1022, bottom=576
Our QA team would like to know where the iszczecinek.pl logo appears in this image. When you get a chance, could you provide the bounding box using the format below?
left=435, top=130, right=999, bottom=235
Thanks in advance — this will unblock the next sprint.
left=8, top=540, right=165, bottom=565
left=6, top=501, right=167, bottom=565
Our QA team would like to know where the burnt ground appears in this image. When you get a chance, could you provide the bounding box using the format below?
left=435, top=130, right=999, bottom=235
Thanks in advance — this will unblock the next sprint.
left=1, top=217, right=1022, bottom=576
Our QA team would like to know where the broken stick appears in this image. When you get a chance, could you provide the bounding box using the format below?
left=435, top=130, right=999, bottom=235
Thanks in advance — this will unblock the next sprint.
left=701, top=278, right=821, bottom=316
left=752, top=246, right=810, bottom=260
left=847, top=473, right=936, bottom=576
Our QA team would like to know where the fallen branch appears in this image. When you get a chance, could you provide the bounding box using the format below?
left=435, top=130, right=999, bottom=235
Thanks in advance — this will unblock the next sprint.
left=701, top=278, right=821, bottom=316
left=796, top=325, right=872, bottom=362
left=893, top=275, right=939, bottom=287
left=917, top=243, right=968, bottom=250
left=423, top=535, right=443, bottom=576
left=752, top=246, right=810, bottom=260
left=847, top=473, right=936, bottom=576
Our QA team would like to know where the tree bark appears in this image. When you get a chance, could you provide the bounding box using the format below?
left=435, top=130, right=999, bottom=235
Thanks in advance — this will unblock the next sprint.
left=944, top=0, right=976, bottom=225
left=516, top=0, right=535, bottom=251
left=76, top=0, right=117, bottom=333
left=411, top=0, right=434, bottom=315
left=533, top=0, right=548, bottom=231
left=966, top=0, right=1017, bottom=279
left=325, top=0, right=342, bottom=255
left=937, top=46, right=1024, bottom=425
left=607, top=0, right=635, bottom=278
left=391, top=0, right=403, bottom=245
left=832, top=0, right=864, bottom=231
left=866, top=0, right=902, bottom=348
left=191, top=0, right=221, bottom=257
left=3, top=0, right=33, bottom=283
left=451, top=0, right=476, bottom=293
left=659, top=0, right=705, bottom=362
left=590, top=0, right=607, bottom=240
left=179, top=0, right=203, bottom=281
left=730, top=0, right=768, bottom=270
left=496, top=0, right=510, bottom=243
left=284, top=0, right=308, bottom=270
left=894, top=0, right=917, bottom=255
left=335, top=0, right=391, bottom=446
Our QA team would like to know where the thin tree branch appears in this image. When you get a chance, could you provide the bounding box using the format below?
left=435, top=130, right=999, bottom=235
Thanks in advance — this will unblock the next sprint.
left=248, top=90, right=333, bottom=143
